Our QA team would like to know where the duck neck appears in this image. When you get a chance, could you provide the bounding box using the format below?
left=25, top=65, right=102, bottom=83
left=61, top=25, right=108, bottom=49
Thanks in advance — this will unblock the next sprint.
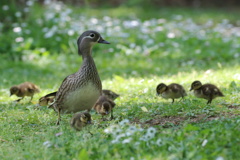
left=78, top=48, right=97, bottom=72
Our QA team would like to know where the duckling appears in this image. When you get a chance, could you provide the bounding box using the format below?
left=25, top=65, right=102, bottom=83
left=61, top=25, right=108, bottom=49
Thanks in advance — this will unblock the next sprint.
left=70, top=112, right=92, bottom=131
left=93, top=95, right=116, bottom=120
left=190, top=80, right=224, bottom=104
left=156, top=83, right=187, bottom=103
left=10, top=82, right=40, bottom=102
left=102, top=89, right=119, bottom=100
left=38, top=91, right=57, bottom=106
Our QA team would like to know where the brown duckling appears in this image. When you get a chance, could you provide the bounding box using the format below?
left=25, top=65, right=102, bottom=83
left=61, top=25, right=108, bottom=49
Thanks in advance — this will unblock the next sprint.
left=38, top=91, right=57, bottom=106
left=10, top=82, right=40, bottom=102
left=190, top=80, right=224, bottom=104
left=70, top=112, right=92, bottom=131
left=156, top=83, right=187, bottom=103
left=93, top=95, right=116, bottom=120
left=102, top=89, right=119, bottom=100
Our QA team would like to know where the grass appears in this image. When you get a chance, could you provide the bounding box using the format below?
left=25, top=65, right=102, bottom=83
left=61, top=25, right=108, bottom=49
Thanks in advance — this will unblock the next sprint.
left=0, top=1, right=240, bottom=160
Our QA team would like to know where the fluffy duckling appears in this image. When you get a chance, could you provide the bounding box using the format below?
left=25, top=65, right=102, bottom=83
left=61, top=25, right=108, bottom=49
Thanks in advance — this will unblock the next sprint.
left=70, top=112, right=92, bottom=131
left=10, top=82, right=40, bottom=102
left=38, top=91, right=57, bottom=106
left=93, top=95, right=116, bottom=120
left=190, top=80, right=224, bottom=104
left=156, top=83, right=187, bottom=103
left=102, top=89, right=119, bottom=100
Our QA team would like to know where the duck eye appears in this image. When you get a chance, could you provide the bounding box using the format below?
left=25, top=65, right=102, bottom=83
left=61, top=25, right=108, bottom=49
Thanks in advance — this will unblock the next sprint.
left=90, top=33, right=95, bottom=38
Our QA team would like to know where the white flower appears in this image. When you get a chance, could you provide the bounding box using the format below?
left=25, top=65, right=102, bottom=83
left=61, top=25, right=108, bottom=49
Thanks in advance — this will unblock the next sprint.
left=122, top=138, right=132, bottom=144
left=15, top=37, right=24, bottom=42
left=15, top=12, right=22, bottom=17
left=26, top=0, right=34, bottom=6
left=156, top=138, right=163, bottom=146
left=147, top=127, right=156, bottom=136
left=68, top=30, right=74, bottom=36
left=2, top=5, right=9, bottom=11
left=43, top=141, right=52, bottom=148
left=216, top=156, right=224, bottom=160
left=167, top=32, right=175, bottom=38
left=202, top=139, right=208, bottom=147
left=13, top=27, right=22, bottom=33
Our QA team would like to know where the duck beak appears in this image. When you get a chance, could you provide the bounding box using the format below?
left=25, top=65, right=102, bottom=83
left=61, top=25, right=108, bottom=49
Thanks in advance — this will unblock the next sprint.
left=98, top=38, right=110, bottom=44
left=189, top=88, right=193, bottom=91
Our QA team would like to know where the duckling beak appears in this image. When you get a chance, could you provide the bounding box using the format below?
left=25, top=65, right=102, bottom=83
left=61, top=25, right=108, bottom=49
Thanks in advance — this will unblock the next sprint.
left=189, top=88, right=193, bottom=91
left=98, top=38, right=110, bottom=44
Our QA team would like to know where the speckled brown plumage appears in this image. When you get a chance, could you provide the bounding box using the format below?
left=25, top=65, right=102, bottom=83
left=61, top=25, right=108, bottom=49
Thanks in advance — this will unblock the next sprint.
left=93, top=95, right=116, bottom=120
left=50, top=30, right=110, bottom=125
left=156, top=83, right=187, bottom=103
left=38, top=91, right=56, bottom=106
left=70, top=112, right=92, bottom=131
left=190, top=80, right=224, bottom=104
left=102, top=89, right=119, bottom=100
left=10, top=82, right=40, bottom=102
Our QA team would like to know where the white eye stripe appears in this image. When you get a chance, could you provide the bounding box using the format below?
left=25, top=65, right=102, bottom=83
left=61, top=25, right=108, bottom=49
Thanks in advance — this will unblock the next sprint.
left=97, top=36, right=100, bottom=42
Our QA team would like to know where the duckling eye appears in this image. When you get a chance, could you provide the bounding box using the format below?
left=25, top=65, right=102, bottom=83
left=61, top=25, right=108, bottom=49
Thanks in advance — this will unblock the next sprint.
left=90, top=33, right=95, bottom=38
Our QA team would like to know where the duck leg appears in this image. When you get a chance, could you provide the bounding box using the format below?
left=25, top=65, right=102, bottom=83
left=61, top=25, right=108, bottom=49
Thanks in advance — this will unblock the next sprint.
left=56, top=108, right=61, bottom=125
left=207, top=99, right=212, bottom=104
left=171, top=99, right=175, bottom=104
left=110, top=110, right=114, bottom=120
left=29, top=95, right=33, bottom=103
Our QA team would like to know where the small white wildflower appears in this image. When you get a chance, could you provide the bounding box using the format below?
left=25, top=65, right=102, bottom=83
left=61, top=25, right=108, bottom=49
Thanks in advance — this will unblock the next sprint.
left=104, top=128, right=112, bottom=134
left=122, top=138, right=132, bottom=144
left=26, top=0, right=34, bottom=6
left=2, top=5, right=9, bottom=11
left=15, top=12, right=22, bottom=17
left=147, top=127, right=157, bottom=136
left=13, top=27, right=22, bottom=33
left=202, top=139, right=208, bottom=147
left=143, top=88, right=148, bottom=93
left=119, top=119, right=130, bottom=126
left=15, top=37, right=24, bottom=42
left=112, top=128, right=123, bottom=137
left=167, top=32, right=175, bottom=38
left=68, top=30, right=74, bottom=36
left=24, top=8, right=29, bottom=13
left=156, top=138, right=163, bottom=146
left=126, top=126, right=138, bottom=136
left=216, top=156, right=224, bottom=160
left=43, top=141, right=52, bottom=148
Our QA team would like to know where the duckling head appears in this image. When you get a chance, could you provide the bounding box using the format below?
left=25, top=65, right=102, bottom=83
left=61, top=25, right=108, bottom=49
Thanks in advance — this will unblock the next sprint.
left=10, top=86, right=19, bottom=96
left=190, top=81, right=202, bottom=91
left=77, top=30, right=110, bottom=55
left=156, top=83, right=167, bottom=95
left=80, top=112, right=92, bottom=124
left=100, top=102, right=112, bottom=115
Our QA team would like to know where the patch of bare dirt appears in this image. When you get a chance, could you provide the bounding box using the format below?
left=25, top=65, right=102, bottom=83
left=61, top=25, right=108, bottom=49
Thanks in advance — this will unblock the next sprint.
left=132, top=112, right=240, bottom=127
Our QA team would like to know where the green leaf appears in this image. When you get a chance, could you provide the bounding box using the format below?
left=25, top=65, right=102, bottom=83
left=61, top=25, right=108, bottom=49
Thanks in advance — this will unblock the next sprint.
left=78, top=149, right=89, bottom=160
